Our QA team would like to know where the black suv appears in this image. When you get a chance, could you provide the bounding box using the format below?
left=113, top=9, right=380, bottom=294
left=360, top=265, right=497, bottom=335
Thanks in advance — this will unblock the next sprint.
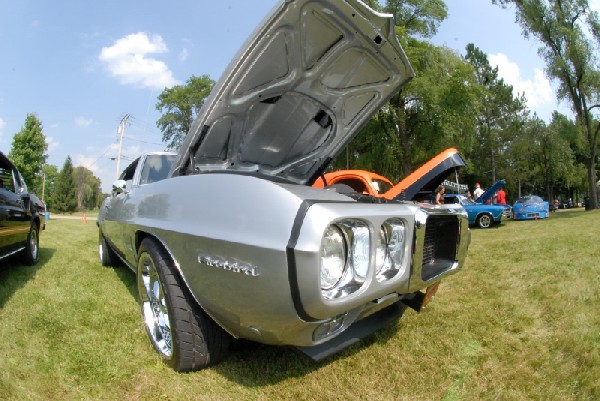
left=0, top=151, right=45, bottom=265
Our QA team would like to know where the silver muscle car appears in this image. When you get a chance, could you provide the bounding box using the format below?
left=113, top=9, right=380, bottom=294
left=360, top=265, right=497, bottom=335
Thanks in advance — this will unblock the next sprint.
left=98, top=0, right=470, bottom=372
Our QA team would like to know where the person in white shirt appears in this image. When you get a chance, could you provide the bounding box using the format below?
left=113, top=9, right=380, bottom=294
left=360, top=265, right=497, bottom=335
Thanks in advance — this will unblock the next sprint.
left=473, top=182, right=484, bottom=200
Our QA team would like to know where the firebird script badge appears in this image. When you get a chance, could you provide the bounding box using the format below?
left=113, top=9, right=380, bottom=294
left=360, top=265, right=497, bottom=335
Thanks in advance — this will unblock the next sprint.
left=198, top=254, right=259, bottom=277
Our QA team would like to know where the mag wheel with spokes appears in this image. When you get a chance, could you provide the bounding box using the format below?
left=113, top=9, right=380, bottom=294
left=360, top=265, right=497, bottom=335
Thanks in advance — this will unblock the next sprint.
left=476, top=213, right=492, bottom=229
left=136, top=238, right=230, bottom=371
left=22, top=222, right=39, bottom=265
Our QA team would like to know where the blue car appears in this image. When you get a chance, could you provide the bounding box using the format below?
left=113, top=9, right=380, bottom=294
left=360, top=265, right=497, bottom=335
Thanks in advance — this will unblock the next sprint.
left=444, top=180, right=506, bottom=228
left=512, top=195, right=550, bottom=220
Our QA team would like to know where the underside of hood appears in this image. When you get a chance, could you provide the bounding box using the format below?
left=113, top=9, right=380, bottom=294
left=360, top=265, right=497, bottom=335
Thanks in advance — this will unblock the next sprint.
left=171, top=0, right=414, bottom=184
left=384, top=148, right=467, bottom=202
left=475, top=180, right=506, bottom=204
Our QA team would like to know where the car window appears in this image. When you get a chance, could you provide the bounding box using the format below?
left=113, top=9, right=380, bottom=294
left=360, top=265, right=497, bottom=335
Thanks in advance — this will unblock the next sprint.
left=372, top=179, right=392, bottom=194
left=517, top=196, right=543, bottom=204
left=335, top=177, right=370, bottom=194
left=0, top=166, right=16, bottom=192
left=139, top=154, right=177, bottom=185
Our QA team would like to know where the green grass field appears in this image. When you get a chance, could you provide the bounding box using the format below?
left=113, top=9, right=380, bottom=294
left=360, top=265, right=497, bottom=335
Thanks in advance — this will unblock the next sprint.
left=0, top=209, right=598, bottom=401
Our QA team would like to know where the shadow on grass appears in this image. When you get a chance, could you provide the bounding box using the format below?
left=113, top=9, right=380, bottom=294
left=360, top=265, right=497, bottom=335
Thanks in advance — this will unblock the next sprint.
left=213, top=305, right=408, bottom=385
left=109, top=259, right=410, bottom=383
left=0, top=247, right=56, bottom=309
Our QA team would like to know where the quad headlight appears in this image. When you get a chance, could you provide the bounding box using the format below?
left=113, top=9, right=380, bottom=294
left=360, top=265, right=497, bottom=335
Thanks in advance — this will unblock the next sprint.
left=376, top=219, right=405, bottom=281
left=320, top=220, right=369, bottom=299
left=320, top=225, right=346, bottom=290
left=319, top=218, right=406, bottom=300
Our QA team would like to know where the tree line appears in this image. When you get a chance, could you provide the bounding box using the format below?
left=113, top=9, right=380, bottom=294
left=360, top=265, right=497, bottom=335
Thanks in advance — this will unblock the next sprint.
left=6, top=0, right=599, bottom=210
left=155, top=0, right=599, bottom=208
left=8, top=113, right=103, bottom=213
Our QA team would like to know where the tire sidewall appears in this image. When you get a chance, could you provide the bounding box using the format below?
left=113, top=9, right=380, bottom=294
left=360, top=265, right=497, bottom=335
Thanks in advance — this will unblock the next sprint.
left=24, top=222, right=39, bottom=265
left=477, top=214, right=492, bottom=229
left=137, top=239, right=184, bottom=368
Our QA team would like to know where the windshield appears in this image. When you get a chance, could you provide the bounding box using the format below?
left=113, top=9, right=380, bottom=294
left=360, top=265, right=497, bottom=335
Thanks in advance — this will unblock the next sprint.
left=517, top=196, right=543, bottom=204
left=372, top=179, right=393, bottom=194
left=460, top=196, right=476, bottom=205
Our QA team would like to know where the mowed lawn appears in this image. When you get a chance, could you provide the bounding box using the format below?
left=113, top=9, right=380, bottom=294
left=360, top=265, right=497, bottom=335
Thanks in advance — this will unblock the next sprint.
left=0, top=209, right=598, bottom=401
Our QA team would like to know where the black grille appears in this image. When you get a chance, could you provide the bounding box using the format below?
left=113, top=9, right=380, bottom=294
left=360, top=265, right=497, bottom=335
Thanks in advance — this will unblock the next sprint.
left=421, top=215, right=459, bottom=280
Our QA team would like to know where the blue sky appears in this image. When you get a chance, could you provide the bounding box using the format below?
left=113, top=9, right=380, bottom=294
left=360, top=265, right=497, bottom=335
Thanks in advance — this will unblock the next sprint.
left=0, top=0, right=597, bottom=192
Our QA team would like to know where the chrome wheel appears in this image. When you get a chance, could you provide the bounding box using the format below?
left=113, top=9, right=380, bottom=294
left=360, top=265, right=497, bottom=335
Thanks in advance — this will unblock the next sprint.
left=29, top=227, right=38, bottom=261
left=138, top=252, right=172, bottom=358
left=22, top=223, right=39, bottom=265
left=477, top=214, right=492, bottom=229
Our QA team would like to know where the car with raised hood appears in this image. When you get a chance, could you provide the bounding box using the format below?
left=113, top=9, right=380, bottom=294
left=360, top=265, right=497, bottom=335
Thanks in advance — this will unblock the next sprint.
left=444, top=180, right=507, bottom=229
left=0, top=151, right=45, bottom=265
left=97, top=0, right=471, bottom=372
left=313, top=148, right=467, bottom=202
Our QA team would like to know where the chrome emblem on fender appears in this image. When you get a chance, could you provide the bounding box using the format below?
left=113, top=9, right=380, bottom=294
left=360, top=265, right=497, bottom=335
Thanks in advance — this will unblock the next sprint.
left=198, top=254, right=259, bottom=277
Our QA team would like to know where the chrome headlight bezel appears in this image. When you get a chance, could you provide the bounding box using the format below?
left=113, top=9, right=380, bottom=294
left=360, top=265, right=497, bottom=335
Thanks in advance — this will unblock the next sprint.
left=319, top=219, right=370, bottom=300
left=376, top=218, right=406, bottom=282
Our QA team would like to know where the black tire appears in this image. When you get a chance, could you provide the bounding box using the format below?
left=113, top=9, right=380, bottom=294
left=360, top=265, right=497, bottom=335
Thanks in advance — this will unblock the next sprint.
left=136, top=238, right=230, bottom=371
left=22, top=222, right=39, bottom=265
left=99, top=231, right=118, bottom=267
left=476, top=213, right=493, bottom=229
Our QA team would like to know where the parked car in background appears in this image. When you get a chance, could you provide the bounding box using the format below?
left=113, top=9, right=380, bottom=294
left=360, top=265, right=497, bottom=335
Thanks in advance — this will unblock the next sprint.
left=98, top=0, right=471, bottom=372
left=444, top=180, right=506, bottom=228
left=0, top=151, right=45, bottom=265
left=313, top=170, right=394, bottom=197
left=313, top=148, right=467, bottom=202
left=512, top=195, right=550, bottom=220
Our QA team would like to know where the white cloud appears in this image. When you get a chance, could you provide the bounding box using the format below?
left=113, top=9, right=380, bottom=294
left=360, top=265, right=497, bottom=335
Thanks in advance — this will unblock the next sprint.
left=99, top=32, right=178, bottom=89
left=178, top=48, right=189, bottom=62
left=0, top=117, right=5, bottom=131
left=489, top=53, right=553, bottom=110
left=590, top=0, right=600, bottom=12
left=75, top=116, right=93, bottom=127
left=76, top=143, right=143, bottom=191
left=46, top=136, right=59, bottom=153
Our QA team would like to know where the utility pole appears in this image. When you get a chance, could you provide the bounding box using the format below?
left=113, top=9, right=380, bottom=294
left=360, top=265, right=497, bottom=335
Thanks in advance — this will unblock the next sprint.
left=115, top=114, right=130, bottom=179
left=41, top=173, right=45, bottom=203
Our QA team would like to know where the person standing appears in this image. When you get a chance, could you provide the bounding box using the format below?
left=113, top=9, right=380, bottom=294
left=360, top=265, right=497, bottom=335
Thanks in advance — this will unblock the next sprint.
left=473, top=183, right=484, bottom=200
left=496, top=187, right=507, bottom=205
left=435, top=185, right=445, bottom=205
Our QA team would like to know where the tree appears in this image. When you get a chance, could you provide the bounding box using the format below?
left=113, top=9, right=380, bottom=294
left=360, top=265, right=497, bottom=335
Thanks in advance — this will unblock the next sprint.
left=493, top=0, right=600, bottom=208
left=156, top=75, right=215, bottom=150
left=53, top=156, right=77, bottom=213
left=73, top=166, right=102, bottom=211
left=8, top=113, right=48, bottom=192
left=465, top=44, right=528, bottom=184
left=40, top=164, right=58, bottom=208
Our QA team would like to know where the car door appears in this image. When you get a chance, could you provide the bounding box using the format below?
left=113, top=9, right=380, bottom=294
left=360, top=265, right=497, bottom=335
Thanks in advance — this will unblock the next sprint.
left=0, top=166, right=29, bottom=251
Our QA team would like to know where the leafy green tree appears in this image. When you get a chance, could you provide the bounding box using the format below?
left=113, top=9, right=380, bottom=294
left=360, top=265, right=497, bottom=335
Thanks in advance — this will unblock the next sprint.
left=156, top=75, right=215, bottom=150
left=73, top=166, right=102, bottom=211
left=53, top=156, right=77, bottom=213
left=465, top=44, right=528, bottom=184
left=8, top=113, right=48, bottom=192
left=493, top=0, right=600, bottom=208
left=40, top=164, right=58, bottom=208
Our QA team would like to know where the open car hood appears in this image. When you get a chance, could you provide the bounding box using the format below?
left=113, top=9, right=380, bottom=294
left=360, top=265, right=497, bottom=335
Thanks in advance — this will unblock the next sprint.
left=475, top=179, right=506, bottom=204
left=384, top=148, right=467, bottom=201
left=172, top=0, right=414, bottom=183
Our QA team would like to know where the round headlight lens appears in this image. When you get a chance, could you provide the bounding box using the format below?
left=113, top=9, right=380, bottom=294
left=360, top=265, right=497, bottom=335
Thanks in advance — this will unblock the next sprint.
left=320, top=225, right=346, bottom=290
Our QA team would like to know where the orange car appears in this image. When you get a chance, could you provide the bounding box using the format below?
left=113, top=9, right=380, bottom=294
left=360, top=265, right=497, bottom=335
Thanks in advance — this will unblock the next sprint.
left=313, top=148, right=466, bottom=201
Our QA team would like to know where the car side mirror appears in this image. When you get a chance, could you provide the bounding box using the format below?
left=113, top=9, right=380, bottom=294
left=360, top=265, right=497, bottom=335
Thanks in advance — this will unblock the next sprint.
left=112, top=179, right=128, bottom=195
